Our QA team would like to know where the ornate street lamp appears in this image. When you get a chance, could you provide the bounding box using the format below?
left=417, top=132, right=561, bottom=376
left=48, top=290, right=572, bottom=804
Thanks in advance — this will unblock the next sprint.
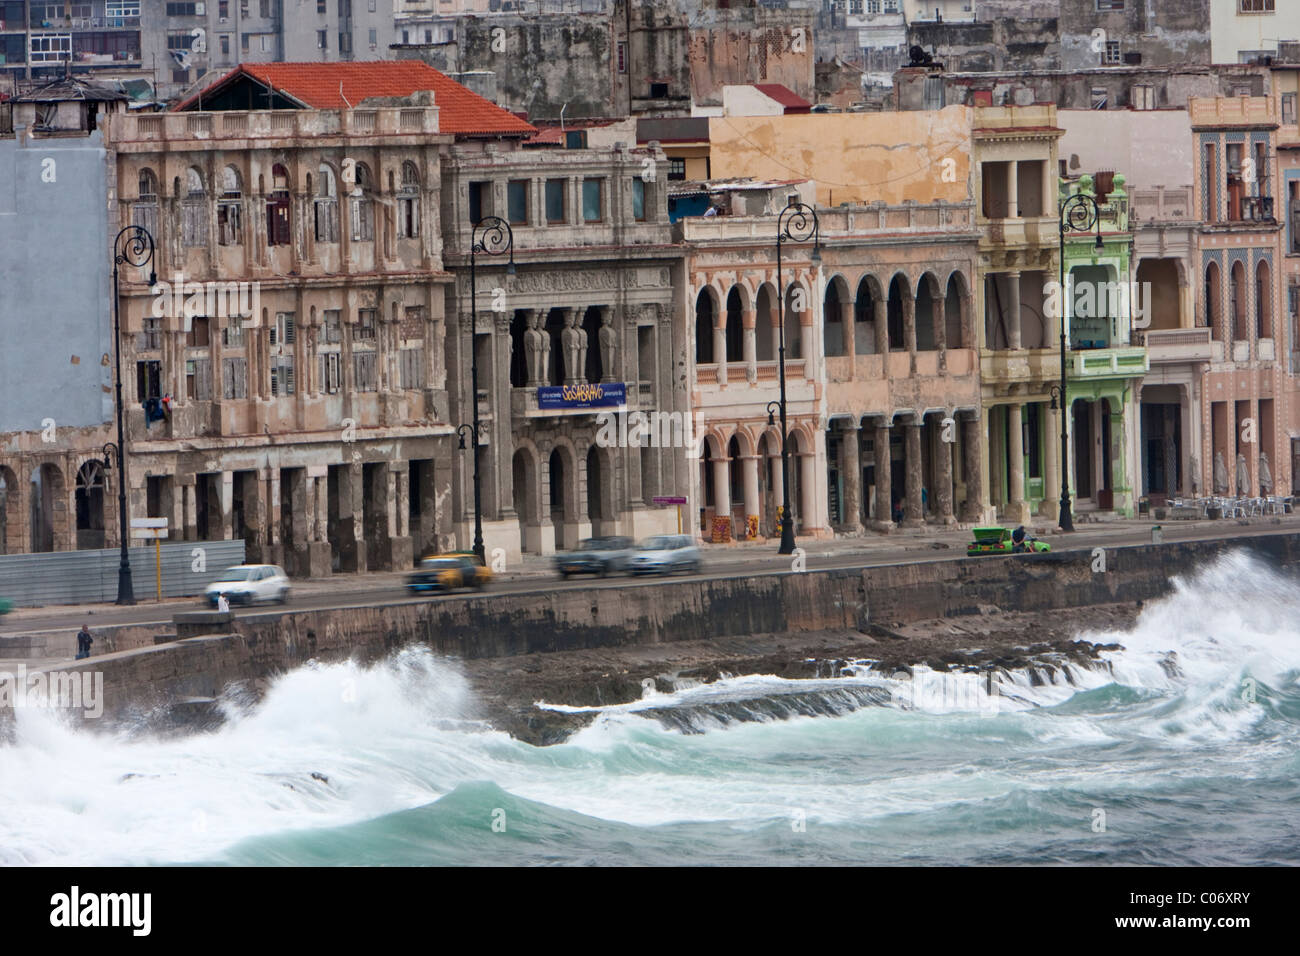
left=1055, top=192, right=1104, bottom=533
left=110, top=225, right=156, bottom=606
left=774, top=199, right=820, bottom=555
left=464, top=216, right=515, bottom=563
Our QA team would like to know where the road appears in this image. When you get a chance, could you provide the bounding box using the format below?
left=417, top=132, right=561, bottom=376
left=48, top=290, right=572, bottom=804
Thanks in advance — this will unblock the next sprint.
left=2, top=515, right=1293, bottom=637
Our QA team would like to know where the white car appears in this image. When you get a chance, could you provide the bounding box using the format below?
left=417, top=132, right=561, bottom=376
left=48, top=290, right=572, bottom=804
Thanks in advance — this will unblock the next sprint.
left=204, top=565, right=290, bottom=607
left=627, top=535, right=701, bottom=575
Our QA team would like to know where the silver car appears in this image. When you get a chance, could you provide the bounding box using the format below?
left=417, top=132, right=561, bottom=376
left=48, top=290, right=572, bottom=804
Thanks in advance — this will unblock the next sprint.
left=204, top=564, right=291, bottom=606
left=627, top=534, right=701, bottom=575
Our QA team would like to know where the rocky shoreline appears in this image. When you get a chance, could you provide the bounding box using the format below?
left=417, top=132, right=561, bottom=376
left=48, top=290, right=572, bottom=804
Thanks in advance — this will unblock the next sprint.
left=459, top=601, right=1143, bottom=745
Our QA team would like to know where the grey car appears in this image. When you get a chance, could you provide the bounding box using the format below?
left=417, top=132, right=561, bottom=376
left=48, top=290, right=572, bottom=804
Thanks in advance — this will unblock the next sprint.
left=627, top=534, right=701, bottom=575
left=555, top=536, right=636, bottom=577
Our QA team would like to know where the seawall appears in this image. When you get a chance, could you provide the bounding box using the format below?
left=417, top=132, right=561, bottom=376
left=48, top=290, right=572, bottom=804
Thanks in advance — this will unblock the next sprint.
left=17, top=532, right=1300, bottom=726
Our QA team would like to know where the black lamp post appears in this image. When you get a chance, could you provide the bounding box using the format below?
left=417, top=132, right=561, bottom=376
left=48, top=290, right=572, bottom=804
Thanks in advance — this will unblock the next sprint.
left=110, top=225, right=156, bottom=606
left=1055, top=192, right=1104, bottom=533
left=774, top=199, right=821, bottom=555
left=463, top=216, right=515, bottom=563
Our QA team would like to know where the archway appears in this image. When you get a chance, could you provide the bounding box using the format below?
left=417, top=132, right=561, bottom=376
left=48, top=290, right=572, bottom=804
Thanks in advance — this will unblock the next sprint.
left=1205, top=261, right=1222, bottom=337
left=512, top=447, right=541, bottom=553
left=916, top=273, right=939, bottom=351
left=75, top=460, right=106, bottom=550
left=1256, top=259, right=1273, bottom=339
left=944, top=272, right=967, bottom=348
left=887, top=274, right=908, bottom=350
left=854, top=275, right=879, bottom=355
left=0, top=465, right=17, bottom=555
left=824, top=276, right=850, bottom=357
left=29, top=462, right=65, bottom=553
left=548, top=445, right=577, bottom=550
left=1230, top=260, right=1248, bottom=341
left=756, top=284, right=777, bottom=361
left=725, top=286, right=745, bottom=365
left=695, top=288, right=716, bottom=364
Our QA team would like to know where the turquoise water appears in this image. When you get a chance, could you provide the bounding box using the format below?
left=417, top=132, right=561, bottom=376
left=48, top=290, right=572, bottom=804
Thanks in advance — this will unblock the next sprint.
left=2, top=551, right=1298, bottom=866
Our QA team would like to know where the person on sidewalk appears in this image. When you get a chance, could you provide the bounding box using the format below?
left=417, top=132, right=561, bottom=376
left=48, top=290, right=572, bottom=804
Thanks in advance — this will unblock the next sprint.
left=217, top=592, right=230, bottom=614
left=75, top=625, right=93, bottom=661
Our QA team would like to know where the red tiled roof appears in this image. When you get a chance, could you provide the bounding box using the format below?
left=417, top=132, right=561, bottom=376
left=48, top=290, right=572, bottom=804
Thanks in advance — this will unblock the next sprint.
left=173, top=61, right=535, bottom=137
left=752, top=83, right=812, bottom=113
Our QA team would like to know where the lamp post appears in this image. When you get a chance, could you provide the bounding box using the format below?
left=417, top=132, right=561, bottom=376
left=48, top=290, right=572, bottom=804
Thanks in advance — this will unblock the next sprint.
left=464, top=216, right=515, bottom=563
left=1055, top=192, right=1104, bottom=533
left=774, top=199, right=821, bottom=555
left=110, top=225, right=156, bottom=606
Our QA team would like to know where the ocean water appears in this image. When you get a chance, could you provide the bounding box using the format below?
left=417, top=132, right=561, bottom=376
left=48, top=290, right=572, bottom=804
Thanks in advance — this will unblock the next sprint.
left=2, top=550, right=1298, bottom=866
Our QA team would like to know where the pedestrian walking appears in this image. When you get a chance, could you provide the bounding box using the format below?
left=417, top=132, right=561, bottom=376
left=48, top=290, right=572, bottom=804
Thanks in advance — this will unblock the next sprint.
left=75, top=625, right=93, bottom=661
left=217, top=592, right=230, bottom=614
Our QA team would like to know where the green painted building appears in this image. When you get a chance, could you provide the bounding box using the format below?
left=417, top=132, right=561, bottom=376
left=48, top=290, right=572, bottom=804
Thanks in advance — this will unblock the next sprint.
left=1059, top=172, right=1148, bottom=517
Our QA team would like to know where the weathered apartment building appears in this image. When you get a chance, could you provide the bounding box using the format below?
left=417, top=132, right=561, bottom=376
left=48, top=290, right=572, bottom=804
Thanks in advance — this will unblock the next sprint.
left=395, top=0, right=817, bottom=121
left=1, top=60, right=685, bottom=569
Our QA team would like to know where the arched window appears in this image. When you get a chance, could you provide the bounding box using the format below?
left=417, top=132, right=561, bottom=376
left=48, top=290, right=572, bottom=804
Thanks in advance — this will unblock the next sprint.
left=267, top=163, right=291, bottom=247
left=1231, top=260, right=1248, bottom=341
left=350, top=162, right=374, bottom=242
left=181, top=167, right=207, bottom=247
left=398, top=161, right=419, bottom=239
left=314, top=163, right=339, bottom=243
left=217, top=165, right=242, bottom=246
left=1205, top=261, right=1221, bottom=337
left=1256, top=259, right=1273, bottom=339
left=132, top=168, right=160, bottom=236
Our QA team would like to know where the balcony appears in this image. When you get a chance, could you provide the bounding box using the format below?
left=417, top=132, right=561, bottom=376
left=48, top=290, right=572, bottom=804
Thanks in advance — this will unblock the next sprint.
left=1240, top=196, right=1275, bottom=223
left=1068, top=345, right=1148, bottom=379
left=980, top=348, right=1063, bottom=386
left=1189, top=96, right=1277, bottom=129
left=1131, top=186, right=1193, bottom=223
left=1134, top=327, right=1212, bottom=364
left=110, top=107, right=441, bottom=145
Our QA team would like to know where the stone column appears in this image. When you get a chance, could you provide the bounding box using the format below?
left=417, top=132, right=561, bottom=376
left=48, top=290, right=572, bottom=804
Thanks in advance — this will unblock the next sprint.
left=935, top=415, right=955, bottom=524
left=1008, top=402, right=1028, bottom=523
left=840, top=422, right=863, bottom=533
left=799, top=448, right=817, bottom=534
left=873, top=418, right=893, bottom=531
left=266, top=468, right=281, bottom=565
left=873, top=297, right=889, bottom=354
left=961, top=412, right=984, bottom=523
left=182, top=480, right=198, bottom=542
left=904, top=417, right=923, bottom=527
left=841, top=299, right=856, bottom=367
left=933, top=289, right=947, bottom=371
left=711, top=453, right=731, bottom=541
left=742, top=309, right=757, bottom=383
left=714, top=309, right=728, bottom=386
left=742, top=454, right=760, bottom=539
left=799, top=294, right=815, bottom=368
left=387, top=460, right=411, bottom=569
left=1006, top=272, right=1022, bottom=350
left=768, top=447, right=784, bottom=538
left=219, top=472, right=234, bottom=540
left=903, top=290, right=917, bottom=353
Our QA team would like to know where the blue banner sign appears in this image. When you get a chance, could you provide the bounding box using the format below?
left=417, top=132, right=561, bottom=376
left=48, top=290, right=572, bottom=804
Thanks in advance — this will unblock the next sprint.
left=537, top=382, right=626, bottom=409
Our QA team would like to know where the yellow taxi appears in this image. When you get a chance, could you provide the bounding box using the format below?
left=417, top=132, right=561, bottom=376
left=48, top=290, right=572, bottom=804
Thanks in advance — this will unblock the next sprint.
left=405, top=552, right=492, bottom=593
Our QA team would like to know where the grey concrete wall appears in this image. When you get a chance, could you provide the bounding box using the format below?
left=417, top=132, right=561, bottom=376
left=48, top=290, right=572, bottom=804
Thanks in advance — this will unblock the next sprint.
left=41, top=531, right=1300, bottom=724
left=0, top=130, right=114, bottom=433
